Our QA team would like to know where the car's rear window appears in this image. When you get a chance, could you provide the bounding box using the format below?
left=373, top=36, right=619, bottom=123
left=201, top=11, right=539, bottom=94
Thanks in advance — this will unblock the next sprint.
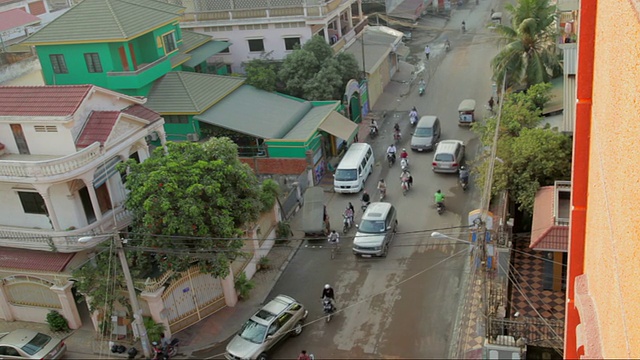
left=435, top=153, right=454, bottom=162
left=21, top=333, right=51, bottom=355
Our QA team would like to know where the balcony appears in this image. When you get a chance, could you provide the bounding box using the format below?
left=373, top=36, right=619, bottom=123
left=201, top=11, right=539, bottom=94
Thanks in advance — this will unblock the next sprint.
left=107, top=55, right=173, bottom=90
left=0, top=206, right=133, bottom=253
left=0, top=143, right=101, bottom=182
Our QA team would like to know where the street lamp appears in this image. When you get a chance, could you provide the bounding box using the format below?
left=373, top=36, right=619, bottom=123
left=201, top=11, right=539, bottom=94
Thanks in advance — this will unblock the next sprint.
left=430, top=231, right=473, bottom=244
left=78, top=234, right=152, bottom=359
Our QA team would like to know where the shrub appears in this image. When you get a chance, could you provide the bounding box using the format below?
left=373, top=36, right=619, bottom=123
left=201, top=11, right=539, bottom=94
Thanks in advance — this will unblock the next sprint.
left=46, top=311, right=69, bottom=332
left=234, top=272, right=255, bottom=300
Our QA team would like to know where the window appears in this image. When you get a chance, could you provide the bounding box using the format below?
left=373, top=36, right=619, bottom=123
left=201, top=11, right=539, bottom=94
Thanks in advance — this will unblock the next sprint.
left=219, top=43, right=230, bottom=53
left=284, top=37, right=301, bottom=51
left=49, top=54, right=68, bottom=74
left=164, top=115, right=189, bottom=124
left=248, top=39, right=265, bottom=52
left=34, top=125, right=57, bottom=132
left=84, top=53, right=103, bottom=73
left=18, top=192, right=47, bottom=215
left=162, top=32, right=177, bottom=54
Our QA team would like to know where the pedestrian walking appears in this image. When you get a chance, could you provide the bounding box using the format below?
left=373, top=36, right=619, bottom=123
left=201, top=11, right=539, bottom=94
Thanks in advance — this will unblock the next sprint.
left=424, top=45, right=431, bottom=60
left=488, top=96, right=495, bottom=112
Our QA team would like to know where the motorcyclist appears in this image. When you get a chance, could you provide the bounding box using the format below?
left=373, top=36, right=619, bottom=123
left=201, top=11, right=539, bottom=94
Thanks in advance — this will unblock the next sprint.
left=400, top=169, right=411, bottom=189
left=151, top=342, right=163, bottom=360
left=434, top=189, right=445, bottom=205
left=459, top=166, right=470, bottom=184
left=361, top=190, right=371, bottom=208
left=488, top=97, right=495, bottom=112
left=298, top=350, right=312, bottom=360
left=461, top=21, right=466, bottom=32
left=419, top=79, right=426, bottom=89
left=393, top=123, right=401, bottom=140
left=343, top=205, right=354, bottom=227
left=322, top=284, right=336, bottom=308
left=328, top=230, right=340, bottom=244
left=400, top=148, right=409, bottom=166
left=377, top=179, right=387, bottom=197
left=386, top=144, right=397, bottom=162
left=444, top=38, right=450, bottom=50
left=370, top=119, right=379, bottom=135
left=409, top=106, right=418, bottom=120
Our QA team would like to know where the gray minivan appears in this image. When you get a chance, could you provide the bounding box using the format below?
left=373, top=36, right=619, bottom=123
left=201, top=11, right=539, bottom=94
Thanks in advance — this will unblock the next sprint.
left=352, top=202, right=398, bottom=258
left=411, top=116, right=441, bottom=152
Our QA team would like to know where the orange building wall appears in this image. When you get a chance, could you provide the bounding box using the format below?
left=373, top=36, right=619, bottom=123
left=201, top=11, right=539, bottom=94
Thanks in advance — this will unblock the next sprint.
left=576, top=0, right=640, bottom=358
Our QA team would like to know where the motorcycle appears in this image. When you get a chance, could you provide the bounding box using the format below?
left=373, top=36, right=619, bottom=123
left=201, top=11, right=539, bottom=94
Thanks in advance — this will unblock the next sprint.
left=400, top=158, right=409, bottom=171
left=379, top=187, right=386, bottom=201
left=445, top=41, right=451, bottom=52
left=418, top=83, right=425, bottom=96
left=361, top=200, right=370, bottom=212
left=401, top=179, right=410, bottom=196
left=460, top=176, right=469, bottom=191
left=342, top=214, right=352, bottom=233
left=436, top=201, right=445, bottom=215
left=323, top=298, right=335, bottom=322
left=410, top=114, right=418, bottom=126
left=393, top=130, right=402, bottom=143
left=369, top=125, right=378, bottom=138
left=461, top=23, right=466, bottom=34
left=387, top=153, right=396, bottom=167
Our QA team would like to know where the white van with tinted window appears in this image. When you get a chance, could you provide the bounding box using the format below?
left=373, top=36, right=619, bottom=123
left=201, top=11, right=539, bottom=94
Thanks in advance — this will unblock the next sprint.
left=334, top=143, right=374, bottom=193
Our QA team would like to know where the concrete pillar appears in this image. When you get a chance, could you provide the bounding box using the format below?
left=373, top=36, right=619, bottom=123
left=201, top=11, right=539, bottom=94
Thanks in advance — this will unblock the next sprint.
left=32, top=184, right=61, bottom=230
left=221, top=268, right=238, bottom=307
left=81, top=175, right=103, bottom=222
left=141, top=287, right=171, bottom=338
left=50, top=281, right=82, bottom=329
left=0, top=280, right=15, bottom=321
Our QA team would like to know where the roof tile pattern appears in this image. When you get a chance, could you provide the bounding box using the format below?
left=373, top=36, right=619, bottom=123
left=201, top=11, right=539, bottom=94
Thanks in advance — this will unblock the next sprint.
left=0, top=85, right=92, bottom=116
left=22, top=0, right=183, bottom=44
left=0, top=247, right=75, bottom=272
left=122, top=104, right=162, bottom=122
left=0, top=8, right=41, bottom=32
left=530, top=186, right=569, bottom=251
left=76, top=111, right=120, bottom=147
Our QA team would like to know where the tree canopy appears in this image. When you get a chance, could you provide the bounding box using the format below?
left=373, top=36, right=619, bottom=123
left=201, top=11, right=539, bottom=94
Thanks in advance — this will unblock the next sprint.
left=472, top=83, right=572, bottom=213
left=491, top=0, right=562, bottom=89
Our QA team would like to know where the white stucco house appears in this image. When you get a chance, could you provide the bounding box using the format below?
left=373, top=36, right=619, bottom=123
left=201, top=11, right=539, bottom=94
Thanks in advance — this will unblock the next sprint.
left=171, top=0, right=367, bottom=73
left=0, top=84, right=166, bottom=328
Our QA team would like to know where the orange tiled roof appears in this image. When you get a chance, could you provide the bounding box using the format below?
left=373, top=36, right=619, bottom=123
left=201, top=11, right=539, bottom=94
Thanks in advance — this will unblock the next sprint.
left=530, top=186, right=569, bottom=251
left=0, top=85, right=92, bottom=116
left=0, top=8, right=40, bottom=32
left=76, top=111, right=120, bottom=148
left=0, top=247, right=75, bottom=272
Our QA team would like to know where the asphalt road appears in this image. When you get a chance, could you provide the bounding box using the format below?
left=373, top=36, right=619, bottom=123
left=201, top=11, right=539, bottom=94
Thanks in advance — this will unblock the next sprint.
left=205, top=4, right=501, bottom=359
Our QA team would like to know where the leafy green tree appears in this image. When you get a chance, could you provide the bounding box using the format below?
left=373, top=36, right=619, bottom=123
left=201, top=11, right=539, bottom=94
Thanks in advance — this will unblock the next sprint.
left=303, top=59, right=344, bottom=100
left=244, top=57, right=277, bottom=92
left=334, top=52, right=362, bottom=85
left=491, top=0, right=561, bottom=89
left=73, top=250, right=128, bottom=313
left=472, top=83, right=571, bottom=213
left=301, top=35, right=334, bottom=64
left=279, top=50, right=321, bottom=98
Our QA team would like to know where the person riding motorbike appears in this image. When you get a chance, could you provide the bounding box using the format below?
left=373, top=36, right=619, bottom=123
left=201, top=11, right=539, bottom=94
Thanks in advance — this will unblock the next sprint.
left=298, top=350, right=312, bottom=360
left=387, top=144, right=397, bottom=163
left=444, top=38, right=450, bottom=51
left=343, top=205, right=354, bottom=227
left=361, top=190, right=371, bottom=208
left=400, top=148, right=409, bottom=166
left=370, top=119, right=379, bottom=136
left=393, top=123, right=401, bottom=140
left=434, top=189, right=445, bottom=206
left=328, top=230, right=340, bottom=244
left=322, top=284, right=336, bottom=309
left=409, top=107, right=419, bottom=124
left=459, top=166, right=470, bottom=185
left=377, top=179, right=387, bottom=198
left=400, top=169, right=411, bottom=190
left=461, top=21, right=466, bottom=33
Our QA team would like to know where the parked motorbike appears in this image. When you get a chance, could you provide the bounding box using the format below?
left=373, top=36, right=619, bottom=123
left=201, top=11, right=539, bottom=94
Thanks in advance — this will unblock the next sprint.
left=400, top=158, right=409, bottom=171
left=436, top=201, right=445, bottom=215
left=323, top=298, right=335, bottom=322
left=387, top=153, right=396, bottom=167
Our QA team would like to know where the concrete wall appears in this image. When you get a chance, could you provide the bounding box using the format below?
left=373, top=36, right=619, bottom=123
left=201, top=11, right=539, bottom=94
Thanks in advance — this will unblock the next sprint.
left=567, top=0, right=640, bottom=358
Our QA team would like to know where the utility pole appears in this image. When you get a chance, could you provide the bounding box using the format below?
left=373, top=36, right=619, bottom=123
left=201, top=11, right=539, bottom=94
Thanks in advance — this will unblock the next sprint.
left=116, top=237, right=152, bottom=358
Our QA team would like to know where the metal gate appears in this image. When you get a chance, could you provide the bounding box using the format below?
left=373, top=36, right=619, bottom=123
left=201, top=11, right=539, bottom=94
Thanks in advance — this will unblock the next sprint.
left=161, top=266, right=226, bottom=333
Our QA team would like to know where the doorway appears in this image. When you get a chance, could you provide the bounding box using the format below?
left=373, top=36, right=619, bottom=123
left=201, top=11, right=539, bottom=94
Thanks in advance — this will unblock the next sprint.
left=10, top=124, right=30, bottom=155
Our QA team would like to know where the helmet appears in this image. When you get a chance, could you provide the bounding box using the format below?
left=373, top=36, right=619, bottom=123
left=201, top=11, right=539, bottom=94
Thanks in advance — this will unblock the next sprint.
left=325, top=284, right=331, bottom=289
left=402, top=148, right=406, bottom=151
left=460, top=166, right=466, bottom=170
left=152, top=342, right=158, bottom=346
left=364, top=190, right=368, bottom=194
left=437, top=189, right=441, bottom=193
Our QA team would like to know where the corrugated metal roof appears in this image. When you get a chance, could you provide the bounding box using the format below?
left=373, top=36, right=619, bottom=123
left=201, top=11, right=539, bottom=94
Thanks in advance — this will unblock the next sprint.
left=22, top=0, right=184, bottom=44
left=194, top=85, right=312, bottom=139
left=180, top=30, right=213, bottom=53
left=0, top=247, right=76, bottom=272
left=562, top=75, right=576, bottom=133
left=76, top=111, right=120, bottom=148
left=184, top=41, right=231, bottom=67
left=562, top=43, right=577, bottom=75
left=0, top=8, right=41, bottom=32
left=0, top=85, right=92, bottom=116
left=543, top=77, right=564, bottom=115
left=342, top=27, right=401, bottom=73
left=283, top=104, right=337, bottom=140
left=145, top=72, right=245, bottom=114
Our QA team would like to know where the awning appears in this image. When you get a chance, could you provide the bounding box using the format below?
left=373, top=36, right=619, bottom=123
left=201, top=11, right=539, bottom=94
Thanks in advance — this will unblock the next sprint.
left=318, top=112, right=358, bottom=142
left=184, top=41, right=231, bottom=68
left=394, top=43, right=410, bottom=58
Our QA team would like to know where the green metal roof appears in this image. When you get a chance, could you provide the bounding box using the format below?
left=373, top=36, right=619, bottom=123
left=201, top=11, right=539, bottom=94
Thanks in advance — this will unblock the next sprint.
left=145, top=72, right=245, bottom=114
left=22, top=0, right=184, bottom=45
left=194, top=85, right=315, bottom=139
left=180, top=30, right=212, bottom=52
left=184, top=41, right=231, bottom=67
left=282, top=104, right=336, bottom=140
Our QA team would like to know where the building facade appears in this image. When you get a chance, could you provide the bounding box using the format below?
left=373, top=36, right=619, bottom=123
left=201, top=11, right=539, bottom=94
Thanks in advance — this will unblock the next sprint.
left=564, top=0, right=640, bottom=358
left=166, top=0, right=366, bottom=73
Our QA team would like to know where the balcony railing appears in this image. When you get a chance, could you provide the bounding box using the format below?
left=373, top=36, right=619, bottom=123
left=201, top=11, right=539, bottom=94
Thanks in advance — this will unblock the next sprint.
left=107, top=55, right=170, bottom=77
left=0, top=206, right=133, bottom=253
left=0, top=142, right=101, bottom=179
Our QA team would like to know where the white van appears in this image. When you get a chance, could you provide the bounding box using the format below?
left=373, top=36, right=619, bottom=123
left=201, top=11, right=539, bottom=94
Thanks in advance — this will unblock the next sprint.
left=334, top=143, right=374, bottom=193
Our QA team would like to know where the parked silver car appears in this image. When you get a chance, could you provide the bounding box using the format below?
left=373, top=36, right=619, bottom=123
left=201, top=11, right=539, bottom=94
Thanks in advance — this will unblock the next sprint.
left=432, top=140, right=465, bottom=173
left=0, top=329, right=66, bottom=359
left=225, top=295, right=308, bottom=360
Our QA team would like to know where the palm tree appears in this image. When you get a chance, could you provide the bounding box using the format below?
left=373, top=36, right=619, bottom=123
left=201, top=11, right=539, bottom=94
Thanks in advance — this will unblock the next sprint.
left=491, top=0, right=562, bottom=89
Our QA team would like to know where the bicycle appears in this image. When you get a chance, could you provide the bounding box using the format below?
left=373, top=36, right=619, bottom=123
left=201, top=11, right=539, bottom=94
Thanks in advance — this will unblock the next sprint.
left=329, top=240, right=340, bottom=259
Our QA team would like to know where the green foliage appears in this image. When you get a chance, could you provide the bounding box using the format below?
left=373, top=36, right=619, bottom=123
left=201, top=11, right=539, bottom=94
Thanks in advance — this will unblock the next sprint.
left=234, top=272, right=255, bottom=299
left=491, top=0, right=561, bottom=89
left=472, top=85, right=571, bottom=213
left=276, top=221, right=292, bottom=241
left=257, top=256, right=271, bottom=271
left=144, top=317, right=167, bottom=343
left=46, top=311, right=69, bottom=332
left=122, top=137, right=265, bottom=278
left=259, top=179, right=279, bottom=213
left=244, top=55, right=278, bottom=92
left=72, top=250, right=128, bottom=313
left=278, top=35, right=361, bottom=101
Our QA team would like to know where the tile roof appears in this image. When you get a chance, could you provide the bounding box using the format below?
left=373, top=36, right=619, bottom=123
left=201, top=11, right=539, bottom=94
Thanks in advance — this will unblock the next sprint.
left=122, top=104, right=162, bottom=122
left=76, top=111, right=120, bottom=148
left=180, top=30, right=213, bottom=53
left=0, top=8, right=41, bottom=32
left=0, top=247, right=76, bottom=272
left=145, top=72, right=245, bottom=114
left=530, top=186, right=569, bottom=252
left=21, top=0, right=184, bottom=44
left=0, top=85, right=92, bottom=116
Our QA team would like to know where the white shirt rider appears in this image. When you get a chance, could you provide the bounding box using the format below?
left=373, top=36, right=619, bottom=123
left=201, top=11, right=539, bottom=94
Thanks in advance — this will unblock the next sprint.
left=387, top=144, right=397, bottom=155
